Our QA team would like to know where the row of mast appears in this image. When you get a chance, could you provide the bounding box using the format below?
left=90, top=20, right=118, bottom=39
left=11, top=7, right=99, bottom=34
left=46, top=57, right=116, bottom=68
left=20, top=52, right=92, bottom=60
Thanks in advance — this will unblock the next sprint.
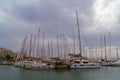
left=18, top=11, right=119, bottom=61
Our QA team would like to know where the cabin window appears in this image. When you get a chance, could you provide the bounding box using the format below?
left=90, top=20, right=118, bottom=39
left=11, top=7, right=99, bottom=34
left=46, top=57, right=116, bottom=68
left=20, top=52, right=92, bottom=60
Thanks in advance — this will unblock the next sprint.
left=75, top=61, right=80, bottom=63
left=74, top=65, right=77, bottom=67
left=91, top=64, right=94, bottom=66
left=83, top=62, right=88, bottom=64
left=80, top=64, right=83, bottom=66
left=47, top=64, right=50, bottom=66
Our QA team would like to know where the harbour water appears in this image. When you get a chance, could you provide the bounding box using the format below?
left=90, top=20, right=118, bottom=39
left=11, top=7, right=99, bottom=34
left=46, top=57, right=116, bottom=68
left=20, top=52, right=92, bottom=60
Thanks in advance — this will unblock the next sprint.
left=0, top=65, right=120, bottom=80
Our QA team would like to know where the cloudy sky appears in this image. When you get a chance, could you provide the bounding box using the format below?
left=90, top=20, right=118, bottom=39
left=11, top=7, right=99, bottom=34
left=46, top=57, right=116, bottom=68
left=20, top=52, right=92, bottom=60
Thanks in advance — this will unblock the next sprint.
left=0, top=0, right=120, bottom=53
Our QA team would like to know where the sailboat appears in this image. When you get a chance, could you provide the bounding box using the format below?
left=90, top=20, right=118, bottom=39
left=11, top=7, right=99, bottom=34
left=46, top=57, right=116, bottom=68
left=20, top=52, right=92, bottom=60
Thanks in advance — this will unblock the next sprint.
left=14, top=34, right=29, bottom=67
left=107, top=46, right=120, bottom=67
left=100, top=33, right=117, bottom=66
left=24, top=30, right=55, bottom=70
left=70, top=11, right=101, bottom=69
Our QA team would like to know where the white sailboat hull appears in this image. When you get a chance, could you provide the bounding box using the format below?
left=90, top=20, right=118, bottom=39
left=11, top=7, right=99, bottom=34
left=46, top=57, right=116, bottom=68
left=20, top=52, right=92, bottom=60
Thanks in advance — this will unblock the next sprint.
left=71, top=63, right=101, bottom=69
left=14, top=62, right=21, bottom=67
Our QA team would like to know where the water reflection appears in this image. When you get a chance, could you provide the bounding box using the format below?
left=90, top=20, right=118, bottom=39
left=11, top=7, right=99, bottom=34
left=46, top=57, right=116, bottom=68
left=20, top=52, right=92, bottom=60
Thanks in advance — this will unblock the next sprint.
left=0, top=66, right=120, bottom=80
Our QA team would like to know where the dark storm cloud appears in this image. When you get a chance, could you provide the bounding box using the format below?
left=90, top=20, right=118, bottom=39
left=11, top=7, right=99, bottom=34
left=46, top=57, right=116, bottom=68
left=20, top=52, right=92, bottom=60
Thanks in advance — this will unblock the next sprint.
left=0, top=0, right=120, bottom=52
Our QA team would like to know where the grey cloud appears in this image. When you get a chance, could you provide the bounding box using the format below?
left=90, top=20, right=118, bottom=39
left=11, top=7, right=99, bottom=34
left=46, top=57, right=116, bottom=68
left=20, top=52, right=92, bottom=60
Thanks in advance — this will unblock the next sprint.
left=0, top=0, right=120, bottom=52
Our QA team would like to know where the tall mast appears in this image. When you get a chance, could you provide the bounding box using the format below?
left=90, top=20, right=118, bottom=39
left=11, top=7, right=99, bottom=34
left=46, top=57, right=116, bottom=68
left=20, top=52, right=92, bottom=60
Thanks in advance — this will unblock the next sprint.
left=23, top=34, right=28, bottom=54
left=90, top=45, right=93, bottom=59
left=37, top=28, right=40, bottom=59
left=95, top=48, right=98, bottom=60
left=56, top=35, right=60, bottom=58
left=73, top=28, right=76, bottom=54
left=60, top=34, right=63, bottom=57
left=116, top=46, right=119, bottom=61
left=108, top=32, right=111, bottom=60
left=104, top=35, right=107, bottom=62
left=20, top=34, right=28, bottom=61
left=50, top=40, right=53, bottom=58
left=41, top=32, right=45, bottom=58
left=63, top=34, right=66, bottom=59
left=29, top=34, right=33, bottom=61
left=47, top=41, right=50, bottom=58
left=76, top=11, right=82, bottom=58
left=63, top=34, right=70, bottom=59
left=100, top=34, right=103, bottom=60
left=24, top=41, right=29, bottom=58
left=32, top=35, right=37, bottom=59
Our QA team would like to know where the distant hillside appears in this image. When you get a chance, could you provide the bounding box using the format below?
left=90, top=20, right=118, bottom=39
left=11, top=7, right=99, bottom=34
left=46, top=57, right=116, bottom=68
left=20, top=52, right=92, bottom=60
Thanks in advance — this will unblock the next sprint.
left=0, top=48, right=17, bottom=58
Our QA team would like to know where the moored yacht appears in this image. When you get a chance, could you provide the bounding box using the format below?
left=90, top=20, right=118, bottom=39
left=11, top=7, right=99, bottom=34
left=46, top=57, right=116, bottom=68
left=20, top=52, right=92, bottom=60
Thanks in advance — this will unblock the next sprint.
left=14, top=61, right=22, bottom=67
left=23, top=60, right=55, bottom=70
left=109, top=60, right=120, bottom=67
left=70, top=59, right=101, bottom=69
